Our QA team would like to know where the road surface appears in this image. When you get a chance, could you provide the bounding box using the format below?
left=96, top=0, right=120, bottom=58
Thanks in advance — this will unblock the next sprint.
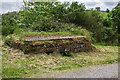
left=57, top=63, right=118, bottom=78
left=31, top=63, right=118, bottom=78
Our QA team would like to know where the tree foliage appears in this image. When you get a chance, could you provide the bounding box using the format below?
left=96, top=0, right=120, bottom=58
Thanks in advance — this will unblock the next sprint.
left=1, top=1, right=119, bottom=45
left=106, top=8, right=110, bottom=13
left=110, top=2, right=120, bottom=28
left=95, top=7, right=100, bottom=11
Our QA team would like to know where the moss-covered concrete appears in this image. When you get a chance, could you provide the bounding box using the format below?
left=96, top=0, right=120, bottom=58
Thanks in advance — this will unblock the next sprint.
left=5, top=34, right=94, bottom=54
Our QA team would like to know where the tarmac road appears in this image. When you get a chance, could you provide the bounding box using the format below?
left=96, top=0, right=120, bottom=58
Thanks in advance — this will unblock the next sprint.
left=31, top=63, right=118, bottom=78
left=57, top=63, right=118, bottom=78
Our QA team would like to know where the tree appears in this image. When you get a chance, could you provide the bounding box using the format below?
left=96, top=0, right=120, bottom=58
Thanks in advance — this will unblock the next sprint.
left=110, top=2, right=120, bottom=28
left=95, top=7, right=100, bottom=11
left=18, top=1, right=56, bottom=28
left=64, top=2, right=86, bottom=24
left=107, top=2, right=120, bottom=45
left=106, top=8, right=110, bottom=13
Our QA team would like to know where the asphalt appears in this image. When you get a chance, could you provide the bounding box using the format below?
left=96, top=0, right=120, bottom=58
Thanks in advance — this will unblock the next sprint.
left=57, top=63, right=118, bottom=78
left=31, top=63, right=118, bottom=78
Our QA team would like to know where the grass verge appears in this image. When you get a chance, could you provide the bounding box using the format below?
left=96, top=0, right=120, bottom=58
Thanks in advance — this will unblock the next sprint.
left=2, top=44, right=118, bottom=78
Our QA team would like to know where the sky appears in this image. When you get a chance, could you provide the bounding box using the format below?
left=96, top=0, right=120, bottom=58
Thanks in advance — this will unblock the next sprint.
left=0, top=0, right=119, bottom=14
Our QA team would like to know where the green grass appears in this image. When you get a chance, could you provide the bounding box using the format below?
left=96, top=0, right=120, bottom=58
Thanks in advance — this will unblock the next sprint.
left=13, top=28, right=90, bottom=38
left=19, top=31, right=74, bottom=37
left=2, top=44, right=118, bottom=78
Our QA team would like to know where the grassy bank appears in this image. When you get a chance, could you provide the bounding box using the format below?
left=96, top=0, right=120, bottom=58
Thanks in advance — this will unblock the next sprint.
left=2, top=43, right=118, bottom=78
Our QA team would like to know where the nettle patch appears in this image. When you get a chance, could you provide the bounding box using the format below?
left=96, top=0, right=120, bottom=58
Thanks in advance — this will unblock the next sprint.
left=5, top=34, right=96, bottom=56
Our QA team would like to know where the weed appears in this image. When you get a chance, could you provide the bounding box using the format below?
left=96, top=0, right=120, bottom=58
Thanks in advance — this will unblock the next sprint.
left=2, top=45, right=118, bottom=78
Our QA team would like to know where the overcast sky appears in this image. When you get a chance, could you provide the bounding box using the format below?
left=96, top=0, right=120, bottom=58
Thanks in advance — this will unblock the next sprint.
left=0, top=0, right=119, bottom=14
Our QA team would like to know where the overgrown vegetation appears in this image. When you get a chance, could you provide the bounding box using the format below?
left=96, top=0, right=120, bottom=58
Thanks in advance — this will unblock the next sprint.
left=2, top=44, right=118, bottom=78
left=1, top=1, right=119, bottom=45
left=1, top=0, right=119, bottom=78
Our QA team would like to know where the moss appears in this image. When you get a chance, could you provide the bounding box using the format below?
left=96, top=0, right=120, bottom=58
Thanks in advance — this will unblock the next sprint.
left=5, top=34, right=94, bottom=54
left=18, top=31, right=74, bottom=38
left=32, top=41, right=55, bottom=46
left=62, top=40, right=70, bottom=44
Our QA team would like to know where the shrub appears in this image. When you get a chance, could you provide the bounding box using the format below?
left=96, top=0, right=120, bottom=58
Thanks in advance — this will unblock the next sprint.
left=2, top=25, right=15, bottom=36
left=31, top=17, right=60, bottom=32
left=13, top=28, right=24, bottom=34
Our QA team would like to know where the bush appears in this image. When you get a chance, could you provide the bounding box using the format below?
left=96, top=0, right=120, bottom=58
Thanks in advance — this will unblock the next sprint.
left=2, top=25, right=15, bottom=36
left=31, top=17, right=78, bottom=32
left=13, top=28, right=24, bottom=34
left=69, top=27, right=90, bottom=36
left=31, top=17, right=61, bottom=32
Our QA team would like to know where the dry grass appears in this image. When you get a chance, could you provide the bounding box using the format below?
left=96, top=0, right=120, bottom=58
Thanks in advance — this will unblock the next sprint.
left=2, top=44, right=118, bottom=78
